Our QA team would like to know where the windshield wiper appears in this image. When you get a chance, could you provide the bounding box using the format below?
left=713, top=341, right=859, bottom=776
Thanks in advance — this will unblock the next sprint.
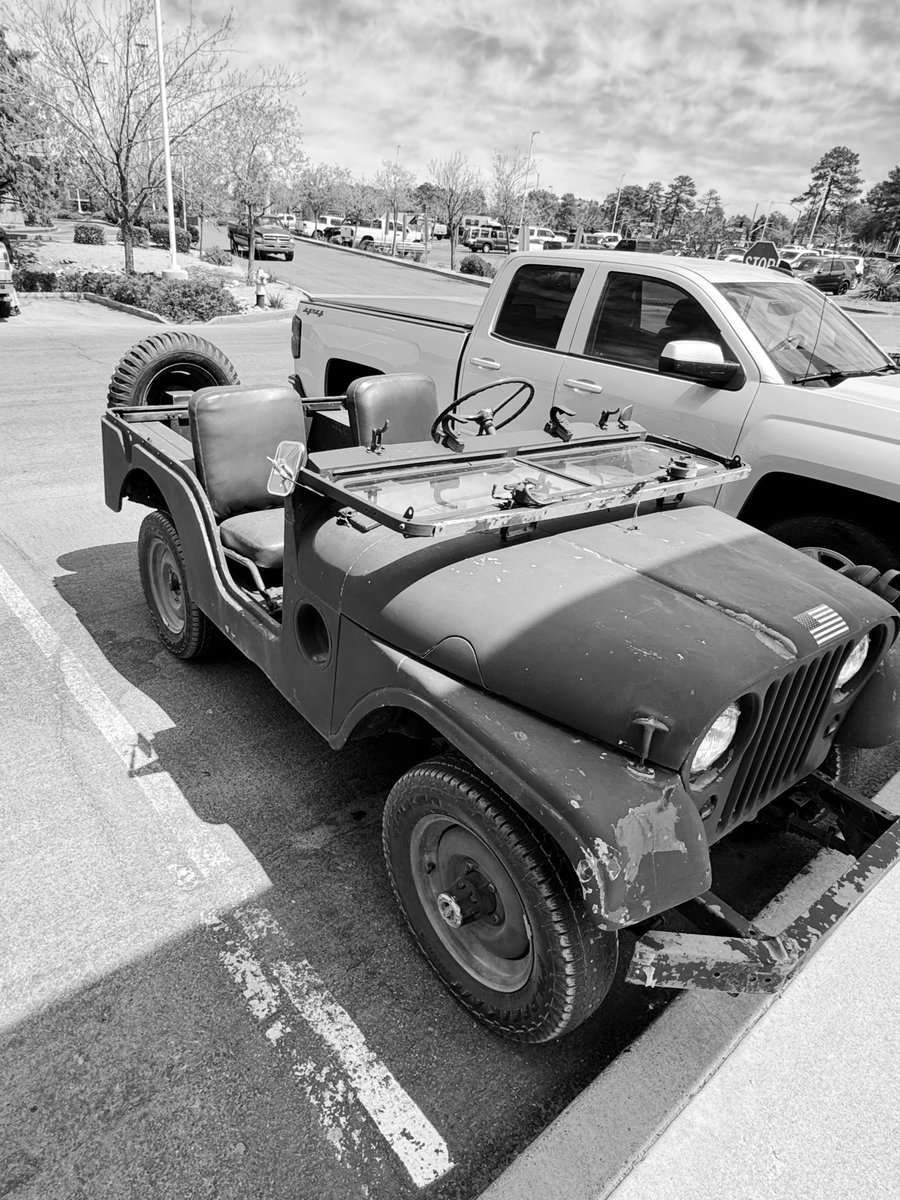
left=792, top=365, right=900, bottom=386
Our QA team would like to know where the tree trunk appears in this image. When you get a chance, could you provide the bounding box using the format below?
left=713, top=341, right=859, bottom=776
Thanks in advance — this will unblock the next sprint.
left=121, top=218, right=135, bottom=275
left=247, top=202, right=256, bottom=285
left=449, top=230, right=458, bottom=271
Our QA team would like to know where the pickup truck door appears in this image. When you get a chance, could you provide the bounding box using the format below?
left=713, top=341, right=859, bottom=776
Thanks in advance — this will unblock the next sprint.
left=457, top=261, right=591, bottom=408
left=552, top=265, right=760, bottom=457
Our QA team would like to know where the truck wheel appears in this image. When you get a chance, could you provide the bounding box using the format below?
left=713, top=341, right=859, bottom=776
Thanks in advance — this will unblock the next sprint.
left=138, top=511, right=218, bottom=659
left=360, top=238, right=374, bottom=252
left=285, top=252, right=294, bottom=262
left=765, top=514, right=899, bottom=573
left=383, top=756, right=617, bottom=1042
left=838, top=280, right=850, bottom=294
left=107, top=331, right=239, bottom=408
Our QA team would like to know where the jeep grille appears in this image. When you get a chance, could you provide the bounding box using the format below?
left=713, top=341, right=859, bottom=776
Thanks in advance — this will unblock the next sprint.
left=712, top=626, right=887, bottom=838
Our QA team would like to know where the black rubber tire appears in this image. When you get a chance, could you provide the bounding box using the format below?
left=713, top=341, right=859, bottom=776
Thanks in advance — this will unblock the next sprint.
left=138, top=511, right=218, bottom=659
left=0, top=299, right=12, bottom=319
left=838, top=280, right=850, bottom=294
left=764, top=514, right=899, bottom=574
left=285, top=253, right=294, bottom=262
left=383, top=755, right=618, bottom=1043
left=107, top=331, right=239, bottom=408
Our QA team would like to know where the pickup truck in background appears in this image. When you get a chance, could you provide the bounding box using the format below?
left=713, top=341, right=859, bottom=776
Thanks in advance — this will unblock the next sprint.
left=228, top=216, right=294, bottom=261
left=290, top=250, right=900, bottom=572
left=339, top=213, right=423, bottom=254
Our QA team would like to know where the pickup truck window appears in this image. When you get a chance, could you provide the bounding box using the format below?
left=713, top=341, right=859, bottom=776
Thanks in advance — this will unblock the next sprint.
left=584, top=272, right=725, bottom=370
left=715, top=280, right=890, bottom=381
left=493, top=264, right=584, bottom=349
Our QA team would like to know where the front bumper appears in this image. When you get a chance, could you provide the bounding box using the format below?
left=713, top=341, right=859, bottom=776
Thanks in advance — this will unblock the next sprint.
left=627, top=773, right=900, bottom=993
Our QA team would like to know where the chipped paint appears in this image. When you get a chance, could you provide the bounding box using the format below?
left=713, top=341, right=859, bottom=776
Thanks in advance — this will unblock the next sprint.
left=614, top=794, right=688, bottom=884
left=690, top=591, right=798, bottom=660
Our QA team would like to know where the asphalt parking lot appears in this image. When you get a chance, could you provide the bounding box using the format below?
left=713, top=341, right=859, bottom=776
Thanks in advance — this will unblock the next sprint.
left=3, top=250, right=900, bottom=1200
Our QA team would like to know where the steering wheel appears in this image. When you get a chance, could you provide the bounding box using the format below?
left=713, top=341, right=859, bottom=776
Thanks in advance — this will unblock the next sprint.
left=431, top=378, right=536, bottom=449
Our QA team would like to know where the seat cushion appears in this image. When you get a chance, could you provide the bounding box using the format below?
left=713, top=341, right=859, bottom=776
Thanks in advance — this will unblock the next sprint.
left=219, top=509, right=285, bottom=570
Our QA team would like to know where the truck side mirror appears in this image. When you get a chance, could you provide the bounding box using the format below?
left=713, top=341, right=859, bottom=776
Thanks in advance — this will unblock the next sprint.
left=267, top=440, right=307, bottom=497
left=658, top=340, right=741, bottom=387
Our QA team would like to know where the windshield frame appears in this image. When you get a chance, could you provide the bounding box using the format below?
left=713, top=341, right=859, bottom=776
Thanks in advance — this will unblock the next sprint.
left=714, top=279, right=893, bottom=383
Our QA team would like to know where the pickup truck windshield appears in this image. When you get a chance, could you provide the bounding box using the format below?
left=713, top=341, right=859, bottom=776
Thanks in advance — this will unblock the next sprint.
left=714, top=280, right=892, bottom=383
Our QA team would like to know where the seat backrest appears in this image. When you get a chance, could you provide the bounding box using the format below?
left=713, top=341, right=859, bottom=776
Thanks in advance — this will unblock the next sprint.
left=189, top=385, right=306, bottom=520
left=344, top=374, right=439, bottom=447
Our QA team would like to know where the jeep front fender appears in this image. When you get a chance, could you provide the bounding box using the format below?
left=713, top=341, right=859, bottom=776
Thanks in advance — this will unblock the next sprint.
left=331, top=622, right=710, bottom=929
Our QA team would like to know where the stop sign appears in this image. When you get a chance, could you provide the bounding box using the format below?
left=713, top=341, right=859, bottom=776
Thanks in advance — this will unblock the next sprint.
left=743, top=240, right=780, bottom=269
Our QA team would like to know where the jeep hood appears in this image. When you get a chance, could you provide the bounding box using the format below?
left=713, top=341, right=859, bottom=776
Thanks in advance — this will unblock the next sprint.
left=337, top=504, right=891, bottom=769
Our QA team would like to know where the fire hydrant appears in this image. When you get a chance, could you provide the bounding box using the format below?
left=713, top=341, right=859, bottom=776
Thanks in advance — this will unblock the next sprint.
left=255, top=267, right=269, bottom=308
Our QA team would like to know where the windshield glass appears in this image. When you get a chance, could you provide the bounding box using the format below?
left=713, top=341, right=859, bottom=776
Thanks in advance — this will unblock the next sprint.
left=715, top=280, right=892, bottom=381
left=793, top=257, right=821, bottom=270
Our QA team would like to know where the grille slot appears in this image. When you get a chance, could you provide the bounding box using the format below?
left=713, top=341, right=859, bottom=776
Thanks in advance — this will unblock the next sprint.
left=716, top=641, right=847, bottom=835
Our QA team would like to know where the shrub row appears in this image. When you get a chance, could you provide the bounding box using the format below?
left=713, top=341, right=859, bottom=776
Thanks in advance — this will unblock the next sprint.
left=148, top=223, right=193, bottom=253
left=201, top=247, right=234, bottom=266
left=74, top=223, right=106, bottom=245
left=11, top=266, right=241, bottom=322
left=115, top=226, right=151, bottom=247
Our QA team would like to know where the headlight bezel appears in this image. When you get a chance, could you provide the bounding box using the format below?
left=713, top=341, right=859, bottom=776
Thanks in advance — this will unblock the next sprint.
left=834, top=633, right=871, bottom=697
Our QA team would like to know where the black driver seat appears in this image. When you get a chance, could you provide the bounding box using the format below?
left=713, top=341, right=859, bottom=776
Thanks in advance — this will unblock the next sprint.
left=345, top=374, right=440, bottom=446
left=189, top=385, right=306, bottom=571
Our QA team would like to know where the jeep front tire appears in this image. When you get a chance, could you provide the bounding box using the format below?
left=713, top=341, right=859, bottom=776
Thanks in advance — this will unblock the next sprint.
left=383, top=756, right=618, bottom=1042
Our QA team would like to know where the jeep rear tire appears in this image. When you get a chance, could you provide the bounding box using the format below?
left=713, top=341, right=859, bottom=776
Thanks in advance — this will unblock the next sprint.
left=383, top=756, right=618, bottom=1042
left=107, top=331, right=239, bottom=408
left=138, top=511, right=218, bottom=659
left=764, top=514, right=899, bottom=573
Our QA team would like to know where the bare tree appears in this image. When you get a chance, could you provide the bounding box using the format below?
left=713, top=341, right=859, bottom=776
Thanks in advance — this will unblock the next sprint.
left=208, top=93, right=304, bottom=280
left=489, top=150, right=528, bottom=245
left=291, top=160, right=351, bottom=233
left=9, top=0, right=302, bottom=273
left=373, top=156, right=416, bottom=254
left=428, top=152, right=482, bottom=269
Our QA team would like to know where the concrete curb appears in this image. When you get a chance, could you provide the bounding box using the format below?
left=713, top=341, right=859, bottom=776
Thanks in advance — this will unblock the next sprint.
left=478, top=842, right=870, bottom=1200
left=18, top=289, right=295, bottom=326
left=299, top=235, right=493, bottom=289
left=83, top=292, right=168, bottom=323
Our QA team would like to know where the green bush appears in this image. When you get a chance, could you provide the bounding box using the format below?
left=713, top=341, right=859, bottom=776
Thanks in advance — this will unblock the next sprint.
left=201, top=247, right=233, bottom=266
left=148, top=223, right=192, bottom=253
left=116, top=225, right=150, bottom=247
left=459, top=253, right=495, bottom=278
left=74, top=223, right=106, bottom=245
left=189, top=225, right=200, bottom=244
left=13, top=266, right=58, bottom=291
left=143, top=276, right=241, bottom=322
left=859, top=260, right=900, bottom=302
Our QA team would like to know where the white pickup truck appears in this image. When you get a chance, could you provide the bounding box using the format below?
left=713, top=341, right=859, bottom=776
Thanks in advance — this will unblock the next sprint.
left=290, top=250, right=900, bottom=571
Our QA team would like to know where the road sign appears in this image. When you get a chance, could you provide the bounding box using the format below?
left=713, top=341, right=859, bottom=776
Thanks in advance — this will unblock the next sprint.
left=743, top=240, right=779, bottom=269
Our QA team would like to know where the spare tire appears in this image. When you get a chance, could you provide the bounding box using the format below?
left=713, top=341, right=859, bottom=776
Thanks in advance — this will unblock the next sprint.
left=107, top=331, right=239, bottom=408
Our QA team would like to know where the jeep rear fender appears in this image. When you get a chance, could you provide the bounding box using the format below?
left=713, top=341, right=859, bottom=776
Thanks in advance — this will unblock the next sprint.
left=331, top=621, right=711, bottom=930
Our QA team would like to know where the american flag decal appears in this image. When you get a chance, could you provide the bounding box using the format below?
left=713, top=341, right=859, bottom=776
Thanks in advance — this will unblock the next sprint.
left=794, top=604, right=849, bottom=645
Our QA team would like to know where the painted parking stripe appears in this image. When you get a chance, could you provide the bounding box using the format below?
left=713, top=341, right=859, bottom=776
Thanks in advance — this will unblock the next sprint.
left=0, top=562, right=453, bottom=1187
left=210, top=906, right=454, bottom=1186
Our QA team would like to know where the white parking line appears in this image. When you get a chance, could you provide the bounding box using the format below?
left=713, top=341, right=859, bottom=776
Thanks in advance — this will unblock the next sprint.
left=0, top=562, right=454, bottom=1187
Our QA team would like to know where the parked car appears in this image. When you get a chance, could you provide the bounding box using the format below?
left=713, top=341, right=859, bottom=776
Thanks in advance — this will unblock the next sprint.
left=461, top=225, right=510, bottom=253
left=298, top=215, right=344, bottom=240
left=779, top=248, right=821, bottom=265
left=227, top=218, right=294, bottom=261
left=792, top=255, right=857, bottom=294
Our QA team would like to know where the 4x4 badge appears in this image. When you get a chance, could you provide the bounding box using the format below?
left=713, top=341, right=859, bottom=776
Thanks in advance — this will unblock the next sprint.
left=794, top=603, right=849, bottom=645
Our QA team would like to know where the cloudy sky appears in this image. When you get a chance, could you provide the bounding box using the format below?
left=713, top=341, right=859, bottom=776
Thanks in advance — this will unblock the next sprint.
left=187, top=0, right=897, bottom=215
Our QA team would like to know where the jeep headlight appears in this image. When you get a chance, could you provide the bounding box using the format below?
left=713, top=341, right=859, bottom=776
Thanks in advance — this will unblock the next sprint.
left=835, top=634, right=869, bottom=691
left=691, top=702, right=740, bottom=776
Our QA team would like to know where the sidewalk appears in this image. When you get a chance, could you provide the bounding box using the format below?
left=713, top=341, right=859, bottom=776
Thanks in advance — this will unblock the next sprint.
left=482, top=771, right=900, bottom=1200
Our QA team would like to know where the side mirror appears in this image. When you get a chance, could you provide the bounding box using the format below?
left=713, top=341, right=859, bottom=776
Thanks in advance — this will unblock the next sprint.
left=658, top=340, right=740, bottom=386
left=267, top=440, right=307, bottom=497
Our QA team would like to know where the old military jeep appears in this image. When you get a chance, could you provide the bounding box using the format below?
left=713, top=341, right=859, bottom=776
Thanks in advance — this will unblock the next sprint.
left=102, top=358, right=900, bottom=1042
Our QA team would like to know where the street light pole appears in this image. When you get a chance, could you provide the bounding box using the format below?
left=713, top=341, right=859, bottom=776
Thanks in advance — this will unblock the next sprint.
left=152, top=0, right=186, bottom=278
left=611, top=174, right=625, bottom=233
left=391, top=143, right=403, bottom=256
left=518, top=130, right=541, bottom=250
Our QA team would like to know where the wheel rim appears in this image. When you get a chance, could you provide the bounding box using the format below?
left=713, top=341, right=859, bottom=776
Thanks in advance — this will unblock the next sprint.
left=798, top=544, right=856, bottom=571
left=142, top=361, right=224, bottom=406
left=147, top=539, right=186, bottom=633
left=409, top=815, right=533, bottom=993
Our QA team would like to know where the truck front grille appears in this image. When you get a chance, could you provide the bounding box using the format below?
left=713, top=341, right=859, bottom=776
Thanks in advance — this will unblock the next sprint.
left=713, top=640, right=850, bottom=837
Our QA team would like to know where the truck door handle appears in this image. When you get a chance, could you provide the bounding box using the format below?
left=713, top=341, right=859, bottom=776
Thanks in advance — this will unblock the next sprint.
left=563, top=378, right=604, bottom=394
left=470, top=357, right=501, bottom=371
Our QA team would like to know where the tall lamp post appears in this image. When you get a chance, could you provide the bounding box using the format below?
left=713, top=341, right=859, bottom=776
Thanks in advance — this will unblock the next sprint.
left=152, top=0, right=186, bottom=279
left=518, top=130, right=541, bottom=250
left=391, top=143, right=403, bottom=256
left=611, top=173, right=625, bottom=233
